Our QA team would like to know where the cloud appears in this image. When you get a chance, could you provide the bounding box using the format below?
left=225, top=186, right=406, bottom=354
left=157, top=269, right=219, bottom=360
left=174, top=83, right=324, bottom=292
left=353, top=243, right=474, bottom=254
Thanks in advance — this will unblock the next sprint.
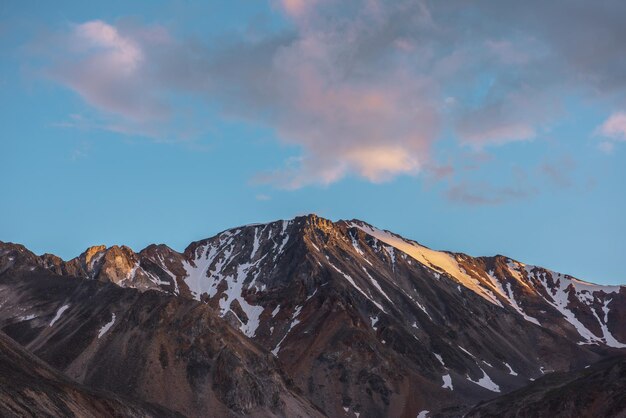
left=594, top=112, right=626, bottom=152
left=446, top=181, right=537, bottom=206
left=278, top=0, right=315, bottom=18
left=598, top=141, right=615, bottom=154
left=34, top=0, right=626, bottom=189
left=48, top=21, right=170, bottom=124
left=454, top=88, right=559, bottom=146
left=538, top=156, right=576, bottom=188
left=597, top=112, right=626, bottom=140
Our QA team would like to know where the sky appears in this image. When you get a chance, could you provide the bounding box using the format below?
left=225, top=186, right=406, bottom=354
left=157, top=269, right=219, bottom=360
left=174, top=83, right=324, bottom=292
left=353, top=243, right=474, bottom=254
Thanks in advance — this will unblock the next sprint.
left=1, top=0, right=625, bottom=285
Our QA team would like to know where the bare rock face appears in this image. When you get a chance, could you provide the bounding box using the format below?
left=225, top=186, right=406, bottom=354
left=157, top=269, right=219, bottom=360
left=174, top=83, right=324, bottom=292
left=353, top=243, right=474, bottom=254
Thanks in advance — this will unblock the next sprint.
left=0, top=214, right=624, bottom=417
left=93, top=245, right=137, bottom=283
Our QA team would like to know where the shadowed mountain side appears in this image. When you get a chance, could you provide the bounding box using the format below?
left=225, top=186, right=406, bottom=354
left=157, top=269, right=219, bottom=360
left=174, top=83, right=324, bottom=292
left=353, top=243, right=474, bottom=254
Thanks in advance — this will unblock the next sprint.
left=465, top=355, right=626, bottom=418
left=0, top=329, right=182, bottom=418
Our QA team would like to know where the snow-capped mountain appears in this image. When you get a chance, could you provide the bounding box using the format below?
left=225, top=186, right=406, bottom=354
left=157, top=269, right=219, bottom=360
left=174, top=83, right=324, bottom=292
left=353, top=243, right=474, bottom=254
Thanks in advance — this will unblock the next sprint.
left=0, top=214, right=624, bottom=417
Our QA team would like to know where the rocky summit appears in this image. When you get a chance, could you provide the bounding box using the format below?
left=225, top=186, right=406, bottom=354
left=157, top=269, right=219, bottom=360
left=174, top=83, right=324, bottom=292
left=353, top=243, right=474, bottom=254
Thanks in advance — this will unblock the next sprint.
left=0, top=214, right=624, bottom=417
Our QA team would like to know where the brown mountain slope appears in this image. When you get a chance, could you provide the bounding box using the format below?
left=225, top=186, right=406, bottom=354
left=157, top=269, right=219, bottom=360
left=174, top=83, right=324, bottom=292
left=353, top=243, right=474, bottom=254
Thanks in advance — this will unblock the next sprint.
left=0, top=267, right=322, bottom=418
left=0, top=329, right=181, bottom=418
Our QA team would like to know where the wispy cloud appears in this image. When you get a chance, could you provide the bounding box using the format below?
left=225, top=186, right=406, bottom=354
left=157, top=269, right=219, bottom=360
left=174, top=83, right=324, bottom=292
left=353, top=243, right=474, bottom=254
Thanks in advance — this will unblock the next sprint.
left=598, top=113, right=626, bottom=139
left=255, top=194, right=271, bottom=201
left=446, top=181, right=537, bottom=206
left=539, top=156, right=576, bottom=189
left=595, top=112, right=626, bottom=152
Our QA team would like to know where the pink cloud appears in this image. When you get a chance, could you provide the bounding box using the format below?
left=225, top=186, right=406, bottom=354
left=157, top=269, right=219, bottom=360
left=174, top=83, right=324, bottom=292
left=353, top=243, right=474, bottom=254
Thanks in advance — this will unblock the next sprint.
left=35, top=1, right=626, bottom=193
left=46, top=20, right=173, bottom=130
left=74, top=20, right=143, bottom=73
left=597, top=112, right=626, bottom=140
left=279, top=0, right=314, bottom=18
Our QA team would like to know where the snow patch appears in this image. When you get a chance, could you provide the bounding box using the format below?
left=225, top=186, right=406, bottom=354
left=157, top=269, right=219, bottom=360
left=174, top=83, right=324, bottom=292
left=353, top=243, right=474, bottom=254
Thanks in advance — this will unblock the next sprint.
left=458, top=345, right=477, bottom=359
left=467, top=367, right=500, bottom=392
left=98, top=313, right=116, bottom=338
left=274, top=220, right=291, bottom=257
left=348, top=222, right=502, bottom=306
left=434, top=353, right=445, bottom=366
left=350, top=231, right=364, bottom=255
left=504, top=362, right=518, bottom=376
left=370, top=315, right=379, bottom=330
left=415, top=300, right=432, bottom=320
left=250, top=227, right=261, bottom=259
left=49, top=304, right=69, bottom=327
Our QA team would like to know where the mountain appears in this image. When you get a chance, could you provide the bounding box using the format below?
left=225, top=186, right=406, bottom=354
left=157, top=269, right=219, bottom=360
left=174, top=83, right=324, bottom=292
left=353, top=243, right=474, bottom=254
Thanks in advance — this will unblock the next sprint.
left=465, top=355, right=626, bottom=418
left=0, top=329, right=181, bottom=417
left=0, top=214, right=625, bottom=417
left=0, top=245, right=322, bottom=417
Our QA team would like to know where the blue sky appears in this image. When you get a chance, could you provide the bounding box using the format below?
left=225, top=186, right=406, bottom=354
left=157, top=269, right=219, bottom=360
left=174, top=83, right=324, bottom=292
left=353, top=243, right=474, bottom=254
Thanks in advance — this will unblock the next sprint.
left=1, top=0, right=625, bottom=285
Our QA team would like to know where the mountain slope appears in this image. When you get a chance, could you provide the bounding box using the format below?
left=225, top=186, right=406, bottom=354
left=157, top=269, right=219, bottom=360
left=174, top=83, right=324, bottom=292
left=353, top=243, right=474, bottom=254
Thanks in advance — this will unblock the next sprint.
left=465, top=355, right=626, bottom=418
left=0, top=264, right=322, bottom=418
left=0, top=329, right=181, bottom=418
left=0, top=214, right=624, bottom=417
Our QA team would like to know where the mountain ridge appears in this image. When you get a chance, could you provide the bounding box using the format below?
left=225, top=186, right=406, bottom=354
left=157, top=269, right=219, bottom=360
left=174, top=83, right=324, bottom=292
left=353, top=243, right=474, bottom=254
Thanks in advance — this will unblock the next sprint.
left=0, top=213, right=625, bottom=417
left=3, top=213, right=620, bottom=289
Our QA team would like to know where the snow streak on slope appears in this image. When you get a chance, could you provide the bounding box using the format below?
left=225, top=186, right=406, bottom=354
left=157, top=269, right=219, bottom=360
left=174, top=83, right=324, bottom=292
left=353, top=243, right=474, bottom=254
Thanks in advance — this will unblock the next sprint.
left=504, top=362, right=518, bottom=376
left=272, top=305, right=302, bottom=356
left=347, top=222, right=502, bottom=305
left=329, top=263, right=387, bottom=313
left=49, top=304, right=69, bottom=326
left=527, top=267, right=625, bottom=347
left=599, top=299, right=626, bottom=348
left=98, top=313, right=116, bottom=338
left=485, top=270, right=540, bottom=326
left=182, top=229, right=266, bottom=337
left=218, top=262, right=265, bottom=337
left=183, top=238, right=227, bottom=299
